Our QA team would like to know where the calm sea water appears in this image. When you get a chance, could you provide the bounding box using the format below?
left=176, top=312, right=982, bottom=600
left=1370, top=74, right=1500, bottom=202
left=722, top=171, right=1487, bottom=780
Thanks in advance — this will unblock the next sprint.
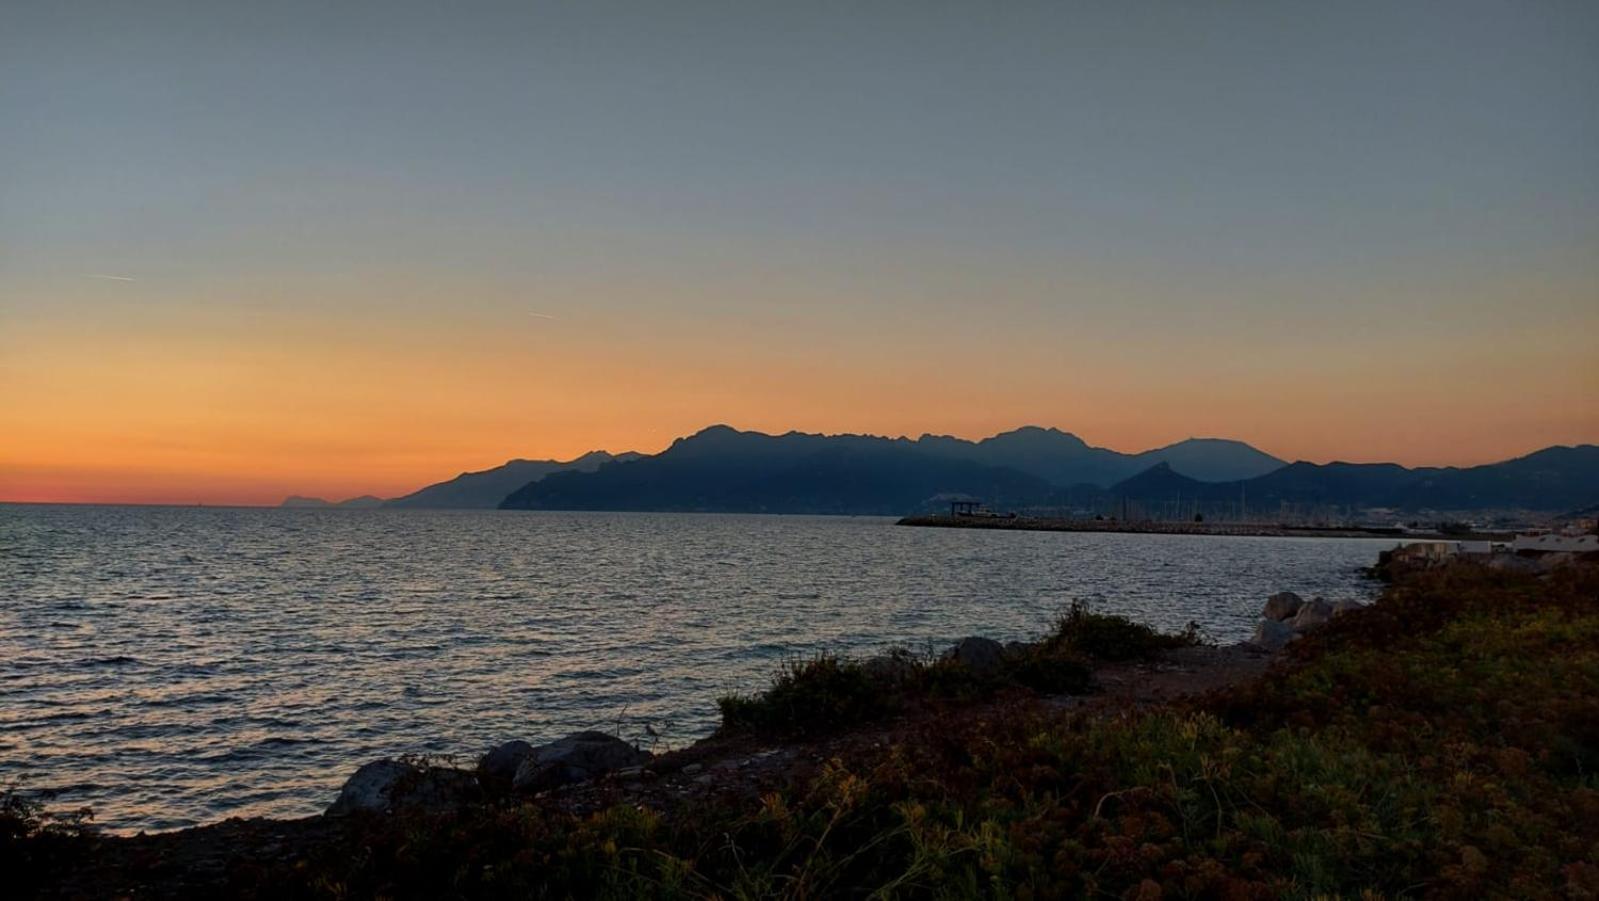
left=0, top=505, right=1391, bottom=832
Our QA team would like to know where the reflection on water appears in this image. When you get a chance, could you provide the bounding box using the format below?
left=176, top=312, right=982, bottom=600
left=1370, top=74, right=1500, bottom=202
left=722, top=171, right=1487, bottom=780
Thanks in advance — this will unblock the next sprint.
left=0, top=505, right=1389, bottom=832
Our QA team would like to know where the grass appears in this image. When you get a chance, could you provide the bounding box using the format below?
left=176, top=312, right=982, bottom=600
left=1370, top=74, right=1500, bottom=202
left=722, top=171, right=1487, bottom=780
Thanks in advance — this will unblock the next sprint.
left=717, top=653, right=903, bottom=738
left=21, top=567, right=1599, bottom=899
left=1043, top=601, right=1205, bottom=662
left=717, top=603, right=1195, bottom=738
left=1, top=785, right=95, bottom=899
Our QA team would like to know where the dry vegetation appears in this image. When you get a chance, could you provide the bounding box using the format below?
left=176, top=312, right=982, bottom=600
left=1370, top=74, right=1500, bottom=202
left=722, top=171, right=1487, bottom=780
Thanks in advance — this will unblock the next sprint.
left=716, top=602, right=1198, bottom=739
left=12, top=566, right=1599, bottom=899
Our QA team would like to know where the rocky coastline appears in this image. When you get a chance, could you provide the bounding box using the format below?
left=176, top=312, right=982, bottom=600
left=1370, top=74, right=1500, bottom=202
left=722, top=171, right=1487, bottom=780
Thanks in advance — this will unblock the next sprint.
left=19, top=612, right=1285, bottom=898
left=16, top=556, right=1597, bottom=898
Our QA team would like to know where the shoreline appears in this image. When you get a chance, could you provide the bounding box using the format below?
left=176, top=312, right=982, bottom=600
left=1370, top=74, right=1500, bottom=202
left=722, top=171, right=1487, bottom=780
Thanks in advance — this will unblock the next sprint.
left=30, top=641, right=1275, bottom=897
left=17, top=560, right=1599, bottom=898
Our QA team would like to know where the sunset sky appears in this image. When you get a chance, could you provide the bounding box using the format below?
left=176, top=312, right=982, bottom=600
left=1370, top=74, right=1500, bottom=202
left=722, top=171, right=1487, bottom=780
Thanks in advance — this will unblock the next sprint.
left=3, top=1, right=1597, bottom=506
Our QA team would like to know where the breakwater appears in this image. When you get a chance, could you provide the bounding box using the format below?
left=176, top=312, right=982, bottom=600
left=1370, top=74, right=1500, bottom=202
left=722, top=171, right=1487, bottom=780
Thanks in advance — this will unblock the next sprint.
left=896, top=514, right=1478, bottom=540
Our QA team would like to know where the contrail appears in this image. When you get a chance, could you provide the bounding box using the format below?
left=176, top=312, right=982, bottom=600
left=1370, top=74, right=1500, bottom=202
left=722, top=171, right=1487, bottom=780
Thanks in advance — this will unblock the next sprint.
left=84, top=274, right=137, bottom=282
left=528, top=312, right=557, bottom=320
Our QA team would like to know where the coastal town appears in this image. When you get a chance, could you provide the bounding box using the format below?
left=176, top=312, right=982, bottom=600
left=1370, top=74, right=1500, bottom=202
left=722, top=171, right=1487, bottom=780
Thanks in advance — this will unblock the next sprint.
left=902, top=497, right=1599, bottom=547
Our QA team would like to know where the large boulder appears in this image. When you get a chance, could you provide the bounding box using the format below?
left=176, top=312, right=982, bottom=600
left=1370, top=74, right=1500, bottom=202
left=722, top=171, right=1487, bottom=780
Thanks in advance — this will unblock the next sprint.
left=1262, top=592, right=1304, bottom=622
left=1536, top=552, right=1579, bottom=571
left=1330, top=598, right=1366, bottom=617
left=326, top=759, right=481, bottom=816
left=1288, top=598, right=1334, bottom=633
left=1250, top=619, right=1294, bottom=652
left=477, top=740, right=535, bottom=796
left=1485, top=554, right=1541, bottom=574
left=512, top=732, right=652, bottom=795
left=861, top=651, right=918, bottom=684
left=948, top=636, right=1005, bottom=674
left=1003, top=640, right=1039, bottom=658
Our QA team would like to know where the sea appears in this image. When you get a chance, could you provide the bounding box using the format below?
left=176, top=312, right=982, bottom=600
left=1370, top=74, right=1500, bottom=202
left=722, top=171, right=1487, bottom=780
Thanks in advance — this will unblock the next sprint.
left=0, top=505, right=1394, bottom=833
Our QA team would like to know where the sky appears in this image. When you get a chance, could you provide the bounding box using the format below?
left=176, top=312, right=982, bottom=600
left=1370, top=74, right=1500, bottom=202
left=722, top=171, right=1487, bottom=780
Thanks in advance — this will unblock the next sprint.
left=2, top=0, right=1596, bottom=505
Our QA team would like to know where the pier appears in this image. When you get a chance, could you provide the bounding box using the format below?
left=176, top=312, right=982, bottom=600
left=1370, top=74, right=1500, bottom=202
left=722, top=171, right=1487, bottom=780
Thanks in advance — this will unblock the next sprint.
left=896, top=514, right=1504, bottom=541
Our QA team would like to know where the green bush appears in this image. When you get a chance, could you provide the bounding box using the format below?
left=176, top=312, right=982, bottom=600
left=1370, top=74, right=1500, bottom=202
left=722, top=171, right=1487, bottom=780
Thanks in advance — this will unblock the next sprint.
left=1, top=785, right=94, bottom=899
left=1003, top=645, right=1094, bottom=694
left=717, top=653, right=894, bottom=737
left=292, top=566, right=1598, bottom=898
left=714, top=609, right=1181, bottom=738
left=1045, top=601, right=1205, bottom=661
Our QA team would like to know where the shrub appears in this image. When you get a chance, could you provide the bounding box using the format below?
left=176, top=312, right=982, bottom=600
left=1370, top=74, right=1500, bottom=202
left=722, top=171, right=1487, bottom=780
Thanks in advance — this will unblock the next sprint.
left=718, top=653, right=895, bottom=737
left=1, top=785, right=94, bottom=899
left=718, top=610, right=1200, bottom=738
left=1046, top=601, right=1205, bottom=661
left=301, top=566, right=1598, bottom=898
left=41, top=567, right=1598, bottom=899
left=1003, top=645, right=1095, bottom=694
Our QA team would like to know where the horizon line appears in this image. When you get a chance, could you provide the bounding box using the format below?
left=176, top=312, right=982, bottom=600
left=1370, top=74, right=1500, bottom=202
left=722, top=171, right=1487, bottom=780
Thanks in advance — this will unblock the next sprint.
left=4, top=429, right=1593, bottom=508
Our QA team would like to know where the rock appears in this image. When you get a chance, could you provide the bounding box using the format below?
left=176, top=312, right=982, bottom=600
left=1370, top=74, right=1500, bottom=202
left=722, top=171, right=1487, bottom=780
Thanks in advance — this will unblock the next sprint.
left=1262, top=592, right=1304, bottom=622
left=326, top=759, right=481, bottom=816
left=948, top=636, right=1005, bottom=674
left=681, top=763, right=704, bottom=775
left=1003, top=641, right=1039, bottom=657
left=1537, top=552, right=1579, bottom=571
left=1288, top=598, right=1334, bottom=633
left=1330, top=599, right=1365, bottom=616
left=861, top=651, right=918, bottom=683
left=477, top=740, right=535, bottom=796
left=1485, top=553, right=1541, bottom=573
left=327, top=760, right=411, bottom=816
left=511, top=731, right=652, bottom=794
left=1250, top=619, right=1294, bottom=651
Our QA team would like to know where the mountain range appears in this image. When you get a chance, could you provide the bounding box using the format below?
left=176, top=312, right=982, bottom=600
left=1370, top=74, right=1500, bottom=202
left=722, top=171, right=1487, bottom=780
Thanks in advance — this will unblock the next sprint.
left=498, top=426, right=1599, bottom=516
left=300, top=426, right=1282, bottom=512
left=498, top=425, right=1288, bottom=515
left=502, top=428, right=1061, bottom=515
left=1102, top=446, right=1599, bottom=515
left=905, top=426, right=1285, bottom=485
left=283, top=425, right=1597, bottom=516
left=382, top=451, right=641, bottom=509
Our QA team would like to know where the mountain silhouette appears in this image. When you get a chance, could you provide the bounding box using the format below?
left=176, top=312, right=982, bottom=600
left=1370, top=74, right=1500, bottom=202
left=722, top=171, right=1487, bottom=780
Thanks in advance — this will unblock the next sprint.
left=500, top=426, right=1055, bottom=514
left=385, top=451, right=640, bottom=509
left=280, top=495, right=333, bottom=508
left=1102, top=445, right=1599, bottom=514
left=279, top=494, right=386, bottom=509
left=903, top=427, right=1284, bottom=485
left=1129, top=438, right=1288, bottom=483
left=498, top=427, right=1598, bottom=515
left=1105, top=462, right=1205, bottom=498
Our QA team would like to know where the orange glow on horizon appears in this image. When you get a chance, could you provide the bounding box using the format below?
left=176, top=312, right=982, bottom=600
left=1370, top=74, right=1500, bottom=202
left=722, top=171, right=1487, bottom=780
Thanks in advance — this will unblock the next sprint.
left=4, top=273, right=1597, bottom=507
left=7, top=0, right=1598, bottom=508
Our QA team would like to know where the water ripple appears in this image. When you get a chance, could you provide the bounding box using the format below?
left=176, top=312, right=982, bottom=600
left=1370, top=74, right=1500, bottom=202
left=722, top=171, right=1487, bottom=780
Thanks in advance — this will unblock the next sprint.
left=0, top=505, right=1387, bottom=833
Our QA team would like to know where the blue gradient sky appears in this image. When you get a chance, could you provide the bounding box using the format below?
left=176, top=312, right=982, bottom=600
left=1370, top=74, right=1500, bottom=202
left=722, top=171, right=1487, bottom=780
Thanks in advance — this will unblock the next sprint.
left=2, top=1, right=1596, bottom=503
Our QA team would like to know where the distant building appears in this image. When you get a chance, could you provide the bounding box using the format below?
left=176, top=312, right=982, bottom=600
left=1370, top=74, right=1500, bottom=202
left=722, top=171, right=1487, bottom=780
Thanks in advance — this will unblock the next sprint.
left=1403, top=541, right=1461, bottom=562
left=1394, top=539, right=1506, bottom=561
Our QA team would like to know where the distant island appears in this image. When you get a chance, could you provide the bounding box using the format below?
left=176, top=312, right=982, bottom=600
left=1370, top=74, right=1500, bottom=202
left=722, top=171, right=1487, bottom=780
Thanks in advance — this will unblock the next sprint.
left=282, top=424, right=1599, bottom=520
left=280, top=452, right=642, bottom=510
left=383, top=450, right=641, bottom=509
left=279, top=494, right=384, bottom=509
